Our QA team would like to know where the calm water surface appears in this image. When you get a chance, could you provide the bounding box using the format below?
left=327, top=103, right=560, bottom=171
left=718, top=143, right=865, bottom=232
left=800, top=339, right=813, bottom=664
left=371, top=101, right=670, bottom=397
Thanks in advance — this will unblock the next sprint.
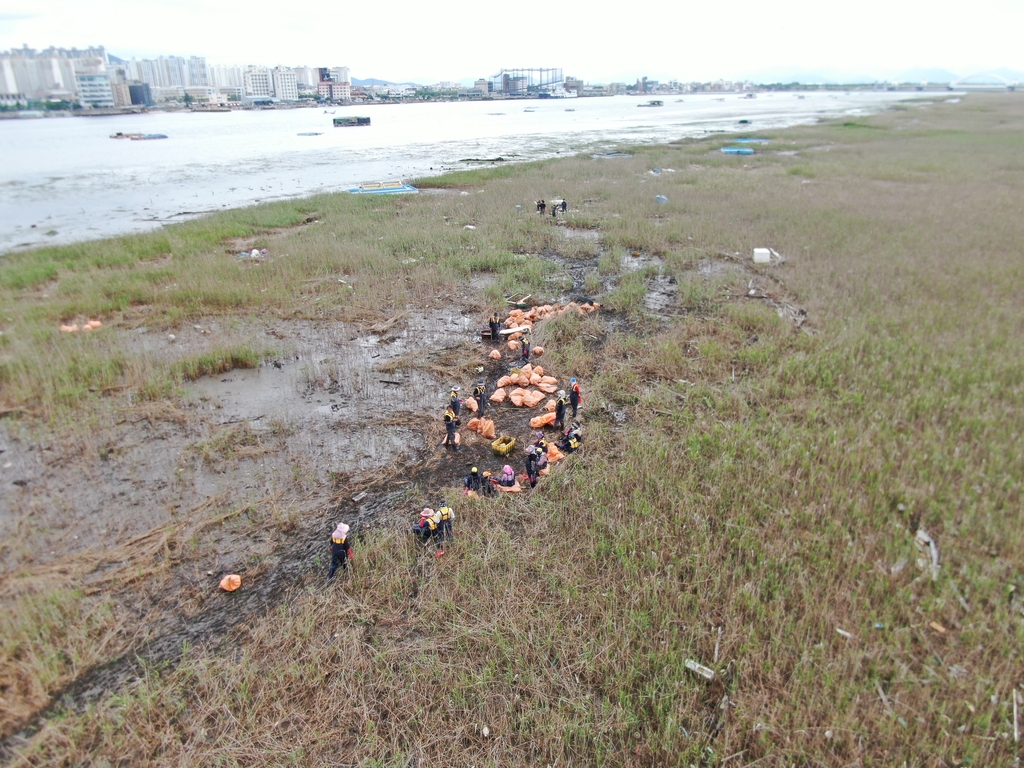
left=0, top=91, right=914, bottom=252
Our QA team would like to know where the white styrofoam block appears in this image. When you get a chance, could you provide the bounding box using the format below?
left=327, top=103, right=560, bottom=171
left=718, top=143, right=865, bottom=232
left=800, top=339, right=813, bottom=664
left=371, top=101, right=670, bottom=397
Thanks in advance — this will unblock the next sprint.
left=753, top=248, right=771, bottom=264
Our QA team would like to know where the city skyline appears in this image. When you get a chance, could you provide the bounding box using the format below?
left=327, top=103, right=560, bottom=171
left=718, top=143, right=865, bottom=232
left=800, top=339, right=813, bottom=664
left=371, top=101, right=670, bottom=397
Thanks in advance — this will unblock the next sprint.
left=1, top=0, right=1023, bottom=86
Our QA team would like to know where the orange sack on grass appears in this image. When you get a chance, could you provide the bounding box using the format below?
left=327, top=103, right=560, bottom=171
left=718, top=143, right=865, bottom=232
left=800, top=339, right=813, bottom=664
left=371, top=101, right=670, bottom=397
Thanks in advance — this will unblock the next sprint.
left=508, top=340, right=520, bottom=352
left=529, top=373, right=542, bottom=385
left=544, top=399, right=556, bottom=412
left=522, top=390, right=545, bottom=408
left=464, top=397, right=478, bottom=413
left=496, top=375, right=513, bottom=388
left=509, top=332, right=522, bottom=342
left=538, top=383, right=558, bottom=394
left=533, top=366, right=544, bottom=376
left=530, top=412, right=557, bottom=429
left=532, top=346, right=544, bottom=357
left=520, top=363, right=533, bottom=376
left=516, top=373, right=531, bottom=387
left=478, top=418, right=496, bottom=439
left=489, top=388, right=507, bottom=403
left=497, top=482, right=523, bottom=493
left=467, top=417, right=481, bottom=432
left=540, top=376, right=558, bottom=385
left=539, top=467, right=550, bottom=476
left=489, top=349, right=502, bottom=360
left=548, top=444, right=566, bottom=463
left=219, top=574, right=242, bottom=592
left=509, top=388, right=528, bottom=406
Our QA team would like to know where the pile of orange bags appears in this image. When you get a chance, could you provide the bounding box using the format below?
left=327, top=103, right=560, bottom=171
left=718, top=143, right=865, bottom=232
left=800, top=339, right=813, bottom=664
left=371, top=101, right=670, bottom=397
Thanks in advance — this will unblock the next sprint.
left=505, top=302, right=601, bottom=327
left=530, top=412, right=557, bottom=429
left=466, top=417, right=496, bottom=439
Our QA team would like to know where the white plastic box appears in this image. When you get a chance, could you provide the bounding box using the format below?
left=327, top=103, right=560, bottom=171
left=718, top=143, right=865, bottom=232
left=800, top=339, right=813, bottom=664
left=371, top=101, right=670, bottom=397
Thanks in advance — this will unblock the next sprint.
left=752, top=248, right=771, bottom=264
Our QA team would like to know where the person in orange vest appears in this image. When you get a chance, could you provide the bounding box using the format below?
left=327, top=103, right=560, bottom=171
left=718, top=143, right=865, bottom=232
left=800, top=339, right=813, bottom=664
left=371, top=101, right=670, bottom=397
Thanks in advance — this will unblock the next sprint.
left=569, top=377, right=583, bottom=419
left=328, top=522, right=353, bottom=580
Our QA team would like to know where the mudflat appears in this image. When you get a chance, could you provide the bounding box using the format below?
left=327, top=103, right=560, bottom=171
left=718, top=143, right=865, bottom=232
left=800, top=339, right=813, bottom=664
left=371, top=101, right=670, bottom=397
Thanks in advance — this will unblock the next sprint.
left=1, top=93, right=1022, bottom=765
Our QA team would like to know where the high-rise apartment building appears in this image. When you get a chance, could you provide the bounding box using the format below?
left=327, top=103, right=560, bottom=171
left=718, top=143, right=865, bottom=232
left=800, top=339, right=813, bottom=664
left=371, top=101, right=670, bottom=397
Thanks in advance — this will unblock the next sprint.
left=271, top=67, right=298, bottom=100
left=209, top=64, right=244, bottom=88
left=188, top=56, right=208, bottom=86
left=243, top=65, right=272, bottom=98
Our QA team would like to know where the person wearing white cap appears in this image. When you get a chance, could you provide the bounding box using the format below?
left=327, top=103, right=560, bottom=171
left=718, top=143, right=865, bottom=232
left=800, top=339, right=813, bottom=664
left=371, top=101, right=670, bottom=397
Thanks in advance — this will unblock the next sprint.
left=328, top=522, right=352, bottom=580
left=554, top=389, right=569, bottom=431
left=412, top=507, right=442, bottom=549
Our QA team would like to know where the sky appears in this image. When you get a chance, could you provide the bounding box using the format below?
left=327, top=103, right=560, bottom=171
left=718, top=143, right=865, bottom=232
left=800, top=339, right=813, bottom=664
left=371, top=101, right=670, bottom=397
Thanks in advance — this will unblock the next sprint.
left=1, top=0, right=1023, bottom=84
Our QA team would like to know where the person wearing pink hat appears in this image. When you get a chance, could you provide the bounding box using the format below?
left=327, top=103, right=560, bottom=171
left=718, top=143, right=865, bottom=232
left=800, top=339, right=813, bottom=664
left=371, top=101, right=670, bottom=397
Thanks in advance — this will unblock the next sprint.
left=498, top=464, right=516, bottom=487
left=328, top=522, right=352, bottom=580
left=412, top=507, right=442, bottom=549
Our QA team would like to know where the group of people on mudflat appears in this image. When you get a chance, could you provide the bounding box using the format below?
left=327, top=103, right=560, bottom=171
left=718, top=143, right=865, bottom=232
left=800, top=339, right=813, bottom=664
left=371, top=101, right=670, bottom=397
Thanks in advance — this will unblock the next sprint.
left=536, top=199, right=568, bottom=217
left=328, top=306, right=585, bottom=577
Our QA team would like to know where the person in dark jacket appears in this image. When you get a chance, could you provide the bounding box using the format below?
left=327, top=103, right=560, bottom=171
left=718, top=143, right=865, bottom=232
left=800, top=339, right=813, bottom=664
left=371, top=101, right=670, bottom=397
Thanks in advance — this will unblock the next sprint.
left=533, top=431, right=548, bottom=454
left=412, top=508, right=441, bottom=547
left=537, top=199, right=546, bottom=214
left=489, top=312, right=501, bottom=342
left=498, top=464, right=516, bottom=487
left=521, top=334, right=531, bottom=364
left=569, top=377, right=583, bottom=419
left=524, top=446, right=540, bottom=488
left=437, top=501, right=455, bottom=546
left=472, top=380, right=487, bottom=417
left=448, top=386, right=462, bottom=417
left=560, top=199, right=568, bottom=213
left=554, top=390, right=568, bottom=431
left=328, top=522, right=353, bottom=580
left=558, top=422, right=583, bottom=453
left=443, top=406, right=459, bottom=450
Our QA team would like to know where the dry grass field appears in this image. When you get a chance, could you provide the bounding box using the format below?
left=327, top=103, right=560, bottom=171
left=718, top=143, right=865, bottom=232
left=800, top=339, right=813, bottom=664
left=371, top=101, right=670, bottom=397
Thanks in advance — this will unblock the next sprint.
left=1, top=93, right=1022, bottom=766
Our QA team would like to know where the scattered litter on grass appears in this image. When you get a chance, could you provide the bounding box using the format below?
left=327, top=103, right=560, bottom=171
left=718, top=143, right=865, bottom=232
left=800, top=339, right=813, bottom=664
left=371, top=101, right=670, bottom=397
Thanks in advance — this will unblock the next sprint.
left=219, top=574, right=241, bottom=591
left=929, top=621, right=947, bottom=634
left=655, top=195, right=669, bottom=203
left=836, top=627, right=853, bottom=639
left=915, top=528, right=941, bottom=581
left=685, top=659, right=716, bottom=681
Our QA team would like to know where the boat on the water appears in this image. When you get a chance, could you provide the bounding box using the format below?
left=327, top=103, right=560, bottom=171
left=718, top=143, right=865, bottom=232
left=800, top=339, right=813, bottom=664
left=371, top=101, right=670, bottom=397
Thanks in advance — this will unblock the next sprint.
left=297, top=132, right=323, bottom=136
left=721, top=147, right=754, bottom=155
left=638, top=100, right=664, bottom=107
left=348, top=181, right=418, bottom=195
left=524, top=108, right=536, bottom=112
left=333, top=116, right=370, bottom=127
left=111, top=132, right=168, bottom=140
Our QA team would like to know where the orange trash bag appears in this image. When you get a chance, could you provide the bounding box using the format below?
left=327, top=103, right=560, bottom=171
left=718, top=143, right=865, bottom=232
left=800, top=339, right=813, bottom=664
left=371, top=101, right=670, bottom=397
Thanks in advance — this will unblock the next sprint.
left=496, top=375, right=513, bottom=388
left=548, top=444, right=566, bottom=463
left=508, top=388, right=528, bottom=406
left=497, top=481, right=523, bottom=493
left=509, top=332, right=522, bottom=341
left=478, top=418, right=496, bottom=439
left=544, top=399, right=556, bottom=412
left=529, top=373, right=542, bottom=385
left=522, top=390, right=545, bottom=408
left=539, top=467, right=551, bottom=476
left=465, top=489, right=479, bottom=499
left=533, top=366, right=544, bottom=376
left=520, top=363, right=533, bottom=376
left=467, top=417, right=481, bottom=432
left=530, top=411, right=557, bottom=429
left=532, top=345, right=544, bottom=357
left=515, top=373, right=530, bottom=387
left=540, top=375, right=558, bottom=385
left=464, top=396, right=478, bottom=413
left=507, top=340, right=520, bottom=351
left=538, top=383, right=558, bottom=394
left=489, top=388, right=507, bottom=403
left=489, top=349, right=502, bottom=360
left=219, top=574, right=242, bottom=592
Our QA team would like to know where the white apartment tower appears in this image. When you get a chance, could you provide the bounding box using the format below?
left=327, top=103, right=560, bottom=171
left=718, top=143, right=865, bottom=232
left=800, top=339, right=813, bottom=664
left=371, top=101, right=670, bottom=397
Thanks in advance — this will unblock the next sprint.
left=243, top=65, right=272, bottom=98
left=271, top=67, right=298, bottom=100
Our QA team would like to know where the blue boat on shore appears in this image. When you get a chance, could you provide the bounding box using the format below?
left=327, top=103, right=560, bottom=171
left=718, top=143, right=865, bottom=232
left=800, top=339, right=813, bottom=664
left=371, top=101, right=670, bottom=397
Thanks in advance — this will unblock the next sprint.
left=348, top=181, right=419, bottom=195
left=721, top=147, right=755, bottom=155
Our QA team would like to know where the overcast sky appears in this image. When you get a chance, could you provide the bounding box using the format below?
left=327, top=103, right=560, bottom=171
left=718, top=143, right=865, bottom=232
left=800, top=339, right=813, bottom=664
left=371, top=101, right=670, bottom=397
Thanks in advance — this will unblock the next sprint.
left=1, top=0, right=1022, bottom=83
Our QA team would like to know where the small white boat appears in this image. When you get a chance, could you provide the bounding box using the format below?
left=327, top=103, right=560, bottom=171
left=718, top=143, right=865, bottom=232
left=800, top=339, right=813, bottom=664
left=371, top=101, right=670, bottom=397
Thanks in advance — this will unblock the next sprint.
left=348, top=181, right=418, bottom=195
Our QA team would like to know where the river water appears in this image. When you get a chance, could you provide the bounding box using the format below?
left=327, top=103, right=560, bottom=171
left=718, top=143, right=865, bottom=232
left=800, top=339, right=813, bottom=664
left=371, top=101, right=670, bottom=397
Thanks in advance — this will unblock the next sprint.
left=0, top=91, right=914, bottom=253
